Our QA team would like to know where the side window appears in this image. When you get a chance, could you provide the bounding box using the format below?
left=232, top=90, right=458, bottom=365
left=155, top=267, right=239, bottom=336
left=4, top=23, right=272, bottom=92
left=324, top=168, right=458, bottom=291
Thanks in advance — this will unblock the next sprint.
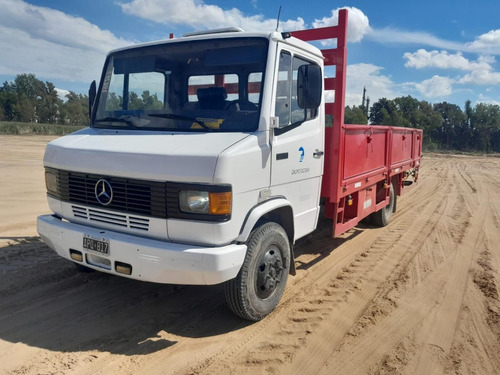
left=275, top=51, right=291, bottom=126
left=274, top=51, right=319, bottom=127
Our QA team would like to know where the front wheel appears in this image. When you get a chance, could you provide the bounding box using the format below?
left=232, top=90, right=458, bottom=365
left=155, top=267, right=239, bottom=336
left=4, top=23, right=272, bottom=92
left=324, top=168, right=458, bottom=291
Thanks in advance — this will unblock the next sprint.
left=225, top=222, right=290, bottom=321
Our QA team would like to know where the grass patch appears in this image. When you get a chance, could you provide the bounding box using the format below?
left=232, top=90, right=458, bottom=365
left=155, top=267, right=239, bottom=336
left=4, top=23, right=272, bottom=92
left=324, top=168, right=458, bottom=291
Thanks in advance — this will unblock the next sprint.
left=0, top=121, right=85, bottom=135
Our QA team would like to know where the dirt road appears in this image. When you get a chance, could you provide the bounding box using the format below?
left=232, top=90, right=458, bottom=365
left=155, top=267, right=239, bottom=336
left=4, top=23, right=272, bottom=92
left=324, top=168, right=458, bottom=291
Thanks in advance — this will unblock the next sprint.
left=1, top=135, right=499, bottom=375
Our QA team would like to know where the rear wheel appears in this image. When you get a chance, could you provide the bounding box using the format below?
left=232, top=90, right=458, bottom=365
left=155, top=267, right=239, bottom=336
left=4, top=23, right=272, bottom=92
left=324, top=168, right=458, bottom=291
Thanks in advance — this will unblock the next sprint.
left=372, top=182, right=396, bottom=227
left=225, top=222, right=290, bottom=321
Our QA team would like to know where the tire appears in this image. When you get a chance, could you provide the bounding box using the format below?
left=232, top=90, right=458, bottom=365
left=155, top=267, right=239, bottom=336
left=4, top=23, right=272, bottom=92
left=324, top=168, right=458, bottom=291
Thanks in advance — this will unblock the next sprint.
left=372, top=183, right=396, bottom=227
left=225, top=222, right=290, bottom=321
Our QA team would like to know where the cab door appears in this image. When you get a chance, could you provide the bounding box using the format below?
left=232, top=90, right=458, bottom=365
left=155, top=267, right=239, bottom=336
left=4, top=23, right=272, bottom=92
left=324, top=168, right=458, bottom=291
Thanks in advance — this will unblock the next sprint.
left=270, top=47, right=324, bottom=240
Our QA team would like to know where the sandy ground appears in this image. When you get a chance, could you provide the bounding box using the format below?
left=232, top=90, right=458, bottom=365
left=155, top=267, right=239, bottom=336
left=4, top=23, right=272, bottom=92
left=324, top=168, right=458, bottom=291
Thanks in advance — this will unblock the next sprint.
left=1, top=135, right=499, bottom=375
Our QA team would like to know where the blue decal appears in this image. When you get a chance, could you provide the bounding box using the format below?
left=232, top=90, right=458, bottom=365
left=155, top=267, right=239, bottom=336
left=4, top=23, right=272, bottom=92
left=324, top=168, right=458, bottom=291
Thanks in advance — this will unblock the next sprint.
left=298, top=147, right=305, bottom=162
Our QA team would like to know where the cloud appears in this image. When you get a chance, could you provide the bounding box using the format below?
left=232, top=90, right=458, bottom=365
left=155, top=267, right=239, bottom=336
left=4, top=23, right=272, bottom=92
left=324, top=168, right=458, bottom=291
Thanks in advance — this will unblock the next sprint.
left=119, top=1, right=372, bottom=42
left=466, top=29, right=500, bottom=54
left=55, top=88, right=70, bottom=101
left=476, top=94, right=500, bottom=106
left=368, top=28, right=464, bottom=51
left=370, top=27, right=500, bottom=56
left=414, top=75, right=454, bottom=98
left=312, top=7, right=371, bottom=43
left=0, top=0, right=131, bottom=83
left=404, top=50, right=494, bottom=71
left=0, top=0, right=129, bottom=54
left=404, top=49, right=500, bottom=86
left=343, top=63, right=399, bottom=107
left=119, top=0, right=305, bottom=32
left=458, top=69, right=500, bottom=85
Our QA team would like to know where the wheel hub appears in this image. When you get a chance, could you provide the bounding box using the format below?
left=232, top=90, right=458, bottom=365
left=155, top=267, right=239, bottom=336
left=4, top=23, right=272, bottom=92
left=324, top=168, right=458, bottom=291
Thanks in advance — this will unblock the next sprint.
left=256, top=246, right=284, bottom=299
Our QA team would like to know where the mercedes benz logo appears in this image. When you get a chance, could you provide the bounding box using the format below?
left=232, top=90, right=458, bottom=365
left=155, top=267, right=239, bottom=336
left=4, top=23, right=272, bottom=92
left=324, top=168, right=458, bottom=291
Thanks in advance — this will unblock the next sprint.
left=95, top=179, right=113, bottom=206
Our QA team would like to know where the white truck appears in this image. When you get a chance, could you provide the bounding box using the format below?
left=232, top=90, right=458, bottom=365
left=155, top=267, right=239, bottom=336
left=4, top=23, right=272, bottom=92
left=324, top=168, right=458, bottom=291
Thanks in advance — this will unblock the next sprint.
left=37, top=10, right=421, bottom=321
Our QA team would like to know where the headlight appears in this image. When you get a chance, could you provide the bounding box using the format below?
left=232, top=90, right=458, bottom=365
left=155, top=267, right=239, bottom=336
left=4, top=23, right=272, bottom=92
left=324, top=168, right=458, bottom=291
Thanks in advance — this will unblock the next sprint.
left=45, top=170, right=59, bottom=195
left=179, top=190, right=232, bottom=215
left=179, top=191, right=209, bottom=214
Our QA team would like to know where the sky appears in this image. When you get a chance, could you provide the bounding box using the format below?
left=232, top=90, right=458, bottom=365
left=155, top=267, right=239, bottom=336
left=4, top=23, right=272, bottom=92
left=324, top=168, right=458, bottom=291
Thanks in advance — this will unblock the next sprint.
left=1, top=0, right=500, bottom=109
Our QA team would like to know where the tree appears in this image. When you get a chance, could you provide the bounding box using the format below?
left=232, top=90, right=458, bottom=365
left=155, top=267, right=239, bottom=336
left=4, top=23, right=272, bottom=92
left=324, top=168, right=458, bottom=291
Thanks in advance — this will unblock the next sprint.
left=414, top=100, right=442, bottom=146
left=369, top=98, right=404, bottom=126
left=433, top=102, right=466, bottom=149
left=344, top=105, right=367, bottom=124
left=10, top=73, right=53, bottom=122
left=14, top=95, right=36, bottom=122
left=394, top=96, right=419, bottom=127
left=0, top=82, right=17, bottom=121
left=14, top=73, right=43, bottom=102
left=471, top=103, right=500, bottom=152
left=61, top=91, right=89, bottom=125
left=38, top=81, right=62, bottom=123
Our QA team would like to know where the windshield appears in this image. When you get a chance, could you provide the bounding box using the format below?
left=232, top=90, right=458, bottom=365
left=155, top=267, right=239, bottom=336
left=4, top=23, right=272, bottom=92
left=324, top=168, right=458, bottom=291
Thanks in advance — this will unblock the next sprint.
left=93, top=37, right=268, bottom=132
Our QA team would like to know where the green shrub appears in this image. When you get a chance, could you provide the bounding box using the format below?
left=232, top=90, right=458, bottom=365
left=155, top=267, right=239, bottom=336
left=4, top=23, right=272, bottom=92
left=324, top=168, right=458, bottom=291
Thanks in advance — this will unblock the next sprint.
left=0, top=122, right=85, bottom=135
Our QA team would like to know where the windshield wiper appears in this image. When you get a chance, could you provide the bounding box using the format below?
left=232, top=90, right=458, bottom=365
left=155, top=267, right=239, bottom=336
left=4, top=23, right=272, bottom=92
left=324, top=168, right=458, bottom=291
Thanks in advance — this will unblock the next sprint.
left=148, top=113, right=212, bottom=131
left=94, top=116, right=141, bottom=128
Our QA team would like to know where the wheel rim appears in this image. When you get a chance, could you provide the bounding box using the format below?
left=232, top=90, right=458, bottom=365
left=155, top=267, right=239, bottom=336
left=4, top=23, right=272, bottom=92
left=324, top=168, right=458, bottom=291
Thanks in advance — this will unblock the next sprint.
left=255, top=244, right=284, bottom=299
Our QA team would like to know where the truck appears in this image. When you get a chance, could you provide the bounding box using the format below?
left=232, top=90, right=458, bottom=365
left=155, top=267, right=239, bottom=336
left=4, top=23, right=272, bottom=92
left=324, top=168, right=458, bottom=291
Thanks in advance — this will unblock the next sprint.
left=37, top=9, right=422, bottom=321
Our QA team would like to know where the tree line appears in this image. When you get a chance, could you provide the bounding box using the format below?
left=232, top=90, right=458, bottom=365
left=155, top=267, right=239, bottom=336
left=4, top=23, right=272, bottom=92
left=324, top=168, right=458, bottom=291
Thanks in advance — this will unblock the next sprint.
left=2, top=73, right=500, bottom=152
left=0, top=73, right=164, bottom=126
left=0, top=73, right=89, bottom=126
left=345, top=96, right=500, bottom=153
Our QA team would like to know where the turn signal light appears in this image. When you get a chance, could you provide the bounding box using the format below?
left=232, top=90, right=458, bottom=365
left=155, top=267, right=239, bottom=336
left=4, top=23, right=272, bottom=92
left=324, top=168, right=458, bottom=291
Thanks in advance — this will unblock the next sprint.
left=116, top=262, right=132, bottom=276
left=70, top=249, right=83, bottom=262
left=209, top=192, right=232, bottom=215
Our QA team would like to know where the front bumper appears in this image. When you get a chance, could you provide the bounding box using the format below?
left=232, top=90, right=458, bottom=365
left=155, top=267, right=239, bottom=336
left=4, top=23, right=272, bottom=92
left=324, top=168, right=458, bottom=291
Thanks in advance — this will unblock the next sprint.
left=37, top=214, right=246, bottom=285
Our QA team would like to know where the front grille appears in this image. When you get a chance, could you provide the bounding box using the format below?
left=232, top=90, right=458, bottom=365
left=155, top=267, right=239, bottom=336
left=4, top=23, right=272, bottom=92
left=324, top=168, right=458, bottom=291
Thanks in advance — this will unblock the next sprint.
left=73, top=205, right=150, bottom=231
left=51, top=169, right=167, bottom=219
left=45, top=168, right=231, bottom=222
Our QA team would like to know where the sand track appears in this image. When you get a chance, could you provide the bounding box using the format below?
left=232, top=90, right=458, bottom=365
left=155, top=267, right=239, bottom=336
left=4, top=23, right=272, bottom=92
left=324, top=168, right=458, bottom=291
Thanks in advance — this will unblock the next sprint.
left=1, top=136, right=499, bottom=374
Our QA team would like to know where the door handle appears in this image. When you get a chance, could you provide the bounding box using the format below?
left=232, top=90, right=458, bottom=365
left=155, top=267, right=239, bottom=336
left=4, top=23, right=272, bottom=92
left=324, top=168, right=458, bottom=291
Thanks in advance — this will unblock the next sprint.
left=313, top=149, right=324, bottom=158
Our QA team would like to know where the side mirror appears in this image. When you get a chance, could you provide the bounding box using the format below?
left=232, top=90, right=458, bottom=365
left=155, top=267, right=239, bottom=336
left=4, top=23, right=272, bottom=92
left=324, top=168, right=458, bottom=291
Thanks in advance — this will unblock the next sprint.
left=297, top=64, right=322, bottom=109
left=88, top=80, right=97, bottom=119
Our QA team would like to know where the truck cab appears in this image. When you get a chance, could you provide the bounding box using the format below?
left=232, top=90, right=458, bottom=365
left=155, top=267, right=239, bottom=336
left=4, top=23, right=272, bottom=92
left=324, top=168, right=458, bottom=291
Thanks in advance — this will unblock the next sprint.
left=38, top=28, right=326, bottom=321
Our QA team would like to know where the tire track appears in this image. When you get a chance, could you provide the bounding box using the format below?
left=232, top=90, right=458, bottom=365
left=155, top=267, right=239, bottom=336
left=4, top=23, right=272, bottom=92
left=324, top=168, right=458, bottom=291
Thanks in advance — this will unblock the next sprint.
left=322, top=202, right=487, bottom=375
left=189, top=158, right=456, bottom=374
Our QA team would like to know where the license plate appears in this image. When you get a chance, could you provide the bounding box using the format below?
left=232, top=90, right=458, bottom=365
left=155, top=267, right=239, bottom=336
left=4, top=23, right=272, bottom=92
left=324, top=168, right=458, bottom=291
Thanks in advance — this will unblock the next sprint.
left=83, top=235, right=110, bottom=255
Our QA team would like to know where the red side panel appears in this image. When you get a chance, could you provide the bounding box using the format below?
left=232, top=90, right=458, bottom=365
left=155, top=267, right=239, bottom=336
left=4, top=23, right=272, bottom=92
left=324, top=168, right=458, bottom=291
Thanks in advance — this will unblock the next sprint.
left=390, top=127, right=413, bottom=170
left=343, top=126, right=388, bottom=181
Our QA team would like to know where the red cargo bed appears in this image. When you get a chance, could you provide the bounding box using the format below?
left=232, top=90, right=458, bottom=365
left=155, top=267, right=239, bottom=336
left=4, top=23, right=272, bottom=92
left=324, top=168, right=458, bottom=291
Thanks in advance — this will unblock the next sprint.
left=292, top=9, right=422, bottom=237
